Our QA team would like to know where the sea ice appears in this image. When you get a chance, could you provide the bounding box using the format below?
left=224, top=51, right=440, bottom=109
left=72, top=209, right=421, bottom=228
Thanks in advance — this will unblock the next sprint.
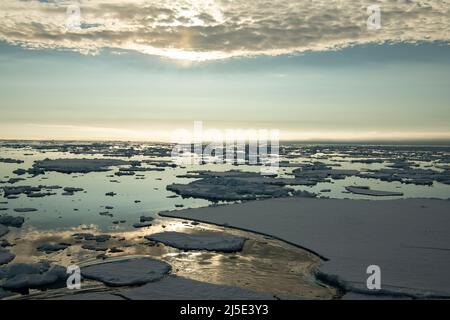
left=81, top=257, right=171, bottom=286
left=146, top=231, right=247, bottom=253
left=345, top=186, right=404, bottom=197
left=33, top=158, right=128, bottom=174
left=0, top=250, right=15, bottom=266
left=0, top=225, right=8, bottom=237
left=161, top=197, right=450, bottom=298
left=0, top=261, right=67, bottom=290
left=133, top=222, right=152, bottom=228
left=37, top=243, right=71, bottom=253
left=13, top=208, right=37, bottom=213
left=0, top=216, right=24, bottom=228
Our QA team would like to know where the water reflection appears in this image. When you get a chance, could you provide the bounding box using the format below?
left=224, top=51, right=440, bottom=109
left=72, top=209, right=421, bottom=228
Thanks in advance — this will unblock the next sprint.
left=5, top=219, right=336, bottom=300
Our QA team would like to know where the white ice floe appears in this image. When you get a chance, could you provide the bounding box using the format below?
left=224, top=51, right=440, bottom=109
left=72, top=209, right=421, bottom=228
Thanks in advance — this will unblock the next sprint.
left=81, top=257, right=171, bottom=286
left=146, top=231, right=247, bottom=253
left=161, top=197, right=450, bottom=298
left=167, top=175, right=293, bottom=201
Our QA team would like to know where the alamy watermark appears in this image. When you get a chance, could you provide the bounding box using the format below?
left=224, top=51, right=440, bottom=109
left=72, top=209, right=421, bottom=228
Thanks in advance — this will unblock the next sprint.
left=366, top=265, right=381, bottom=290
left=65, top=4, right=82, bottom=30
left=171, top=121, right=280, bottom=176
left=367, top=5, right=382, bottom=30
left=66, top=265, right=81, bottom=290
left=51, top=0, right=82, bottom=30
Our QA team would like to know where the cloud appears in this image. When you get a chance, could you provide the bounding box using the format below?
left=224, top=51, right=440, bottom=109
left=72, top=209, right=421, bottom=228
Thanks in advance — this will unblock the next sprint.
left=0, top=0, right=449, bottom=61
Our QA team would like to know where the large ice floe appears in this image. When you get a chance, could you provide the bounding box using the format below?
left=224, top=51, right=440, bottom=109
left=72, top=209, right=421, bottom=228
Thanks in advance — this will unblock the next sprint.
left=30, top=158, right=128, bottom=174
left=357, top=167, right=450, bottom=186
left=167, top=170, right=303, bottom=201
left=146, top=231, right=247, bottom=253
left=160, top=197, right=450, bottom=299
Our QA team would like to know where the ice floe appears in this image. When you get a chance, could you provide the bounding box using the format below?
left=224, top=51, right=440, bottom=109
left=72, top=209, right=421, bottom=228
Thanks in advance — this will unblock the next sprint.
left=345, top=186, right=404, bottom=197
left=37, top=243, right=71, bottom=253
left=0, top=261, right=67, bottom=291
left=13, top=208, right=37, bottom=213
left=146, top=231, right=247, bottom=253
left=0, top=225, right=8, bottom=238
left=32, top=158, right=128, bottom=174
left=0, top=250, right=15, bottom=266
left=81, top=257, right=171, bottom=286
left=167, top=171, right=295, bottom=201
left=0, top=216, right=24, bottom=228
left=161, top=197, right=450, bottom=298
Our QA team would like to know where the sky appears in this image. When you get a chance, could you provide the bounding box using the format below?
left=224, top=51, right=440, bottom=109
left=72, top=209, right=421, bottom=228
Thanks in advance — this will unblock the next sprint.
left=0, top=0, right=449, bottom=142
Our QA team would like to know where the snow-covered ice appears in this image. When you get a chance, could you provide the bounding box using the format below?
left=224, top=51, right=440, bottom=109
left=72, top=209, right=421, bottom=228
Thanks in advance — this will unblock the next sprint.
left=161, top=197, right=450, bottom=298
left=81, top=257, right=171, bottom=286
left=0, top=261, right=67, bottom=290
left=33, top=158, right=128, bottom=174
left=146, top=231, right=247, bottom=253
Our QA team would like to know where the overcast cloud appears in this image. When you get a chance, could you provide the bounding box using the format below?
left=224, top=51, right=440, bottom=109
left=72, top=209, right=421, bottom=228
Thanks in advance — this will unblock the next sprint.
left=0, top=0, right=449, bottom=60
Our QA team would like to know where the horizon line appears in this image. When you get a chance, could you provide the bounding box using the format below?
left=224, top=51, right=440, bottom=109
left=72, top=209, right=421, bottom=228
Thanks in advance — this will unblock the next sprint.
left=1, top=138, right=450, bottom=147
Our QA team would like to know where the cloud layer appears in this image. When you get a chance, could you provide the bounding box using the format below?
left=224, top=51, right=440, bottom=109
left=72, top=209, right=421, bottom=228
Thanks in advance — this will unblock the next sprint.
left=0, top=0, right=449, bottom=60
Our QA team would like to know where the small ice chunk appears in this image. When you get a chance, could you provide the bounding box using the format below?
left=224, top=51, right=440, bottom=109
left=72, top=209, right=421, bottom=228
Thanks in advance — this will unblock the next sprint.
left=37, top=243, right=71, bottom=253
left=0, top=249, right=15, bottom=265
left=13, top=208, right=38, bottom=213
left=345, top=186, right=404, bottom=196
left=0, top=224, right=9, bottom=237
left=0, top=216, right=25, bottom=228
left=133, top=222, right=152, bottom=228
